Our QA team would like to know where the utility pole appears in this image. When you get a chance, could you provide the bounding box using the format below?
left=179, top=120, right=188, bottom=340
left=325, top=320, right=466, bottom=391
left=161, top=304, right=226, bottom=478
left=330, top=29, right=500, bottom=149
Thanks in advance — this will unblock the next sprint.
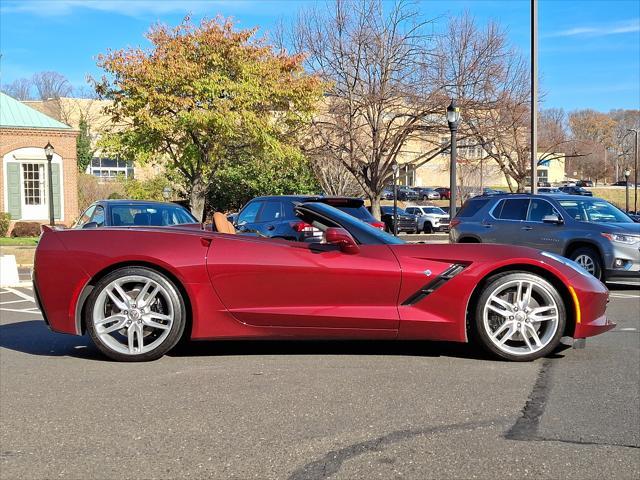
left=530, top=0, right=538, bottom=194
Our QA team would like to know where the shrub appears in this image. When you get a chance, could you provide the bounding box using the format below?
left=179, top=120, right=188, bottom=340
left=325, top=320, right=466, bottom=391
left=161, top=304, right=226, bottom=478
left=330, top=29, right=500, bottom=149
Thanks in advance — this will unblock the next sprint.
left=0, top=212, right=10, bottom=237
left=11, top=221, right=42, bottom=237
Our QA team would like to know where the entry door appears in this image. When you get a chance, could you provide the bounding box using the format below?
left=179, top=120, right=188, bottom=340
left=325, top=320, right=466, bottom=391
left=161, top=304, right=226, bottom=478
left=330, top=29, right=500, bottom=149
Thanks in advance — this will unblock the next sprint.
left=207, top=236, right=402, bottom=332
left=21, top=163, right=47, bottom=220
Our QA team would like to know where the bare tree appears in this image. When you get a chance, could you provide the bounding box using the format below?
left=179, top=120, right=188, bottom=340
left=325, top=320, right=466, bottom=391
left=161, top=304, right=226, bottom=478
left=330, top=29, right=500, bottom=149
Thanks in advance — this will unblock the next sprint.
left=32, top=71, right=73, bottom=100
left=309, top=155, right=364, bottom=196
left=294, top=0, right=453, bottom=218
left=610, top=109, right=640, bottom=181
left=1, top=78, right=33, bottom=100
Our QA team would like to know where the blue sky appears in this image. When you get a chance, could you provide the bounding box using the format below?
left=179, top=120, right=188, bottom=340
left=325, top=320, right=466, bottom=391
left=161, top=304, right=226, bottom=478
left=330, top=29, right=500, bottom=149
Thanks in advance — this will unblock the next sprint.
left=1, top=0, right=638, bottom=111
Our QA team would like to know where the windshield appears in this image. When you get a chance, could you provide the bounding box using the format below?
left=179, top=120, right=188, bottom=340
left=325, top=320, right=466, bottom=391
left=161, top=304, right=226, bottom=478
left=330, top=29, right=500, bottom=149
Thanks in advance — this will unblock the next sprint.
left=111, top=204, right=198, bottom=226
left=558, top=199, right=633, bottom=224
left=381, top=206, right=408, bottom=215
left=300, top=203, right=405, bottom=245
left=425, top=207, right=446, bottom=214
left=335, top=205, right=376, bottom=221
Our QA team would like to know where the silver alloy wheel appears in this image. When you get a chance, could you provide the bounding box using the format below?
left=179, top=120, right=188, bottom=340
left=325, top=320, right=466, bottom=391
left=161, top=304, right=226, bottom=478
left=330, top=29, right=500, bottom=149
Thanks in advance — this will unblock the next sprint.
left=574, top=254, right=596, bottom=274
left=92, top=275, right=175, bottom=356
left=482, top=279, right=560, bottom=356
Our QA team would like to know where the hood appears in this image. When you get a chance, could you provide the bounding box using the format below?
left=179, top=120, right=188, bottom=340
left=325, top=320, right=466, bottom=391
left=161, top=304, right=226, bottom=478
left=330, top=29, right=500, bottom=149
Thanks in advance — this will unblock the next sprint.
left=600, top=222, right=640, bottom=234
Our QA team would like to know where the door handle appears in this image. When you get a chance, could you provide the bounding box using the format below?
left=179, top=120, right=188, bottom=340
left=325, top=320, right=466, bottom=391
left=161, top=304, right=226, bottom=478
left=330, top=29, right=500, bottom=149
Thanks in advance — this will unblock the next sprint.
left=267, top=225, right=275, bottom=231
left=521, top=226, right=532, bottom=231
left=482, top=223, right=492, bottom=228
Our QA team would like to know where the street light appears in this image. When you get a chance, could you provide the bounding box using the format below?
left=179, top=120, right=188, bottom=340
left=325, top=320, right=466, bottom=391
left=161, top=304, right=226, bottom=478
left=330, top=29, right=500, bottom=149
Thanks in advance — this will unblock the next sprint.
left=447, top=99, right=461, bottom=218
left=162, top=186, right=172, bottom=201
left=391, top=161, right=399, bottom=236
left=624, top=168, right=631, bottom=213
left=44, top=142, right=55, bottom=226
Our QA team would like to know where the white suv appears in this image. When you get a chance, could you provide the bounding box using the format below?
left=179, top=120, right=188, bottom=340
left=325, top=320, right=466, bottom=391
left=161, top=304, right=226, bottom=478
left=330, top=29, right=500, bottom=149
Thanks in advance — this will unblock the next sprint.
left=405, top=206, right=450, bottom=233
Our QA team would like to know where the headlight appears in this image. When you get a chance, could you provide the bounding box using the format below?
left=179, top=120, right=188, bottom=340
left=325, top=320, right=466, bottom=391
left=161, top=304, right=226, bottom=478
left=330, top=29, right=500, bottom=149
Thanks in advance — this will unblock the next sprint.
left=601, top=232, right=640, bottom=245
left=541, top=251, right=591, bottom=277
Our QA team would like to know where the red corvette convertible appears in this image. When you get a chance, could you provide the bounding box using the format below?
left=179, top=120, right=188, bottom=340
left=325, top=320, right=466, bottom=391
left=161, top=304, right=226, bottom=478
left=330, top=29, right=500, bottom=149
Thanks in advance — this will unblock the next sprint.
left=33, top=201, right=614, bottom=362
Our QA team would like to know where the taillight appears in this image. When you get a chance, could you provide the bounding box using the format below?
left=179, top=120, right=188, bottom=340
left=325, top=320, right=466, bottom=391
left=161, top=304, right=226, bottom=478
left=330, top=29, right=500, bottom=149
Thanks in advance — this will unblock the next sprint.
left=450, top=219, right=461, bottom=228
left=291, top=221, right=314, bottom=232
left=370, top=221, right=385, bottom=230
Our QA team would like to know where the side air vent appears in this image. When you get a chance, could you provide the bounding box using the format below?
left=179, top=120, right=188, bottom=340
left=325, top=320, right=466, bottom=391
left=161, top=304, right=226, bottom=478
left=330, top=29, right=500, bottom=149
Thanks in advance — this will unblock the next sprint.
left=401, top=263, right=466, bottom=306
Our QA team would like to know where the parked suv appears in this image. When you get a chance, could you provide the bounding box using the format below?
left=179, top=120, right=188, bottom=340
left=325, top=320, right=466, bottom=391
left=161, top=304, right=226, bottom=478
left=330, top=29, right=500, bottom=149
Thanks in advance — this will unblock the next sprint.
left=374, top=206, right=418, bottom=233
left=234, top=196, right=384, bottom=241
left=450, top=194, right=640, bottom=282
left=412, top=187, right=440, bottom=200
left=405, top=205, right=450, bottom=233
left=559, top=185, right=593, bottom=196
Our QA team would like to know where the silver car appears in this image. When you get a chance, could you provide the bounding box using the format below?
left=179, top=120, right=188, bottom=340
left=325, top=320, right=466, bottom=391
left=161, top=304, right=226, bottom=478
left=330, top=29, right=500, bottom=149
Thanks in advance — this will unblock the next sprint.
left=450, top=194, right=640, bottom=283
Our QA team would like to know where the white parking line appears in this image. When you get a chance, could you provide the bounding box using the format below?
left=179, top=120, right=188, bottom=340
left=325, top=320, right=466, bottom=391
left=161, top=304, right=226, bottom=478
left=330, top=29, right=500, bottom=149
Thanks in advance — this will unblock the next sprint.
left=610, top=293, right=640, bottom=299
left=2, top=287, right=35, bottom=303
left=0, top=299, right=30, bottom=305
left=0, top=307, right=40, bottom=314
left=619, top=328, right=638, bottom=331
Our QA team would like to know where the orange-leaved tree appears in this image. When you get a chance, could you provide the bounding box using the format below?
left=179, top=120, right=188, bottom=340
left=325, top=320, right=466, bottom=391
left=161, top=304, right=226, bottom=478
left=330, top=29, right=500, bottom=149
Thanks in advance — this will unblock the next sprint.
left=94, top=16, right=323, bottom=220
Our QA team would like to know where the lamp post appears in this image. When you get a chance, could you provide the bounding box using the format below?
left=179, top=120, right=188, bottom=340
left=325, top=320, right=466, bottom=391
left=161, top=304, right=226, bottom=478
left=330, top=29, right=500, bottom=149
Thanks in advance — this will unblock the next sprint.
left=624, top=168, right=631, bottom=213
left=447, top=99, right=461, bottom=218
left=162, top=186, right=172, bottom=201
left=627, top=129, right=638, bottom=214
left=391, top=161, right=399, bottom=236
left=44, top=142, right=55, bottom=226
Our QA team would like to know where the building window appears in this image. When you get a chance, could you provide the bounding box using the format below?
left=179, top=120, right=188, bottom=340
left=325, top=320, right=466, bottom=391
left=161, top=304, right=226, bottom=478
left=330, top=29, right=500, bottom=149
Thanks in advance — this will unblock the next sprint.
left=87, top=157, right=133, bottom=181
left=22, top=163, right=45, bottom=205
left=399, top=164, right=416, bottom=186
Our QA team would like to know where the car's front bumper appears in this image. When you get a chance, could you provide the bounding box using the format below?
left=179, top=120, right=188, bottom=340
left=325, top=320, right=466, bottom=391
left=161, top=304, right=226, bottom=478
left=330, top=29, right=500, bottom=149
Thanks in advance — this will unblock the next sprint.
left=569, top=270, right=616, bottom=339
left=604, top=239, right=640, bottom=281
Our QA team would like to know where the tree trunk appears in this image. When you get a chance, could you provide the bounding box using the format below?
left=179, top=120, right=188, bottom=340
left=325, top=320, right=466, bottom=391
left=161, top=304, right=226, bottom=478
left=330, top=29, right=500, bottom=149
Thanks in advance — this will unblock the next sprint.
left=369, top=195, right=381, bottom=221
left=190, top=176, right=207, bottom=222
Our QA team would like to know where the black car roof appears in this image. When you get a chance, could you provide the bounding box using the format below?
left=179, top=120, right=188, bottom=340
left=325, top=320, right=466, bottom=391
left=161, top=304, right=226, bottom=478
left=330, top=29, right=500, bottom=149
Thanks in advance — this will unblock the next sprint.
left=249, top=195, right=365, bottom=206
left=96, top=199, right=185, bottom=206
left=471, top=193, right=596, bottom=201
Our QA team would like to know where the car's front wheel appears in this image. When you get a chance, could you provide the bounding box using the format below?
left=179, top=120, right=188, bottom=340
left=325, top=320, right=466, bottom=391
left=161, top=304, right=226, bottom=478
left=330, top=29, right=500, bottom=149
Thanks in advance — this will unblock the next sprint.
left=568, top=247, right=602, bottom=280
left=85, top=267, right=186, bottom=362
left=473, top=272, right=566, bottom=361
left=424, top=222, right=434, bottom=234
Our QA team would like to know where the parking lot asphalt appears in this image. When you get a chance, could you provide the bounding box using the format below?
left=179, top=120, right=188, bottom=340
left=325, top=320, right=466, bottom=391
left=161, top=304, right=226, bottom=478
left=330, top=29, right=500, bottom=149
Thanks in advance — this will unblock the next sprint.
left=0, top=284, right=638, bottom=480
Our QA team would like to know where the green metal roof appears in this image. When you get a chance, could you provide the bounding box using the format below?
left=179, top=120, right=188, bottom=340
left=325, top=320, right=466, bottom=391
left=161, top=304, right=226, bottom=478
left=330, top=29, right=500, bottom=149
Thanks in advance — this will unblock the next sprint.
left=0, top=92, right=71, bottom=130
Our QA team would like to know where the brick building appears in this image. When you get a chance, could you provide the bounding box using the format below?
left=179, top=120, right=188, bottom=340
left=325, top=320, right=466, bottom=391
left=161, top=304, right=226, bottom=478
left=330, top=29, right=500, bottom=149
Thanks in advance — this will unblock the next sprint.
left=1, top=92, right=79, bottom=229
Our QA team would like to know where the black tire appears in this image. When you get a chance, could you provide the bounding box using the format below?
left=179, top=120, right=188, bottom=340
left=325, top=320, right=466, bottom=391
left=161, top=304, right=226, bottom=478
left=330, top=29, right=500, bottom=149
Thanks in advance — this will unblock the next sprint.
left=568, top=247, right=603, bottom=280
left=472, top=272, right=566, bottom=362
left=423, top=222, right=434, bottom=234
left=85, top=267, right=186, bottom=362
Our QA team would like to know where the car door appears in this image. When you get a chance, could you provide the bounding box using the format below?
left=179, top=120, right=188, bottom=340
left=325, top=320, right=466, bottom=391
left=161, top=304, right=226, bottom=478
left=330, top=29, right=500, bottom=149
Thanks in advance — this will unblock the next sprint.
left=522, top=198, right=564, bottom=253
left=254, top=200, right=284, bottom=237
left=482, top=198, right=530, bottom=244
left=207, top=234, right=401, bottom=334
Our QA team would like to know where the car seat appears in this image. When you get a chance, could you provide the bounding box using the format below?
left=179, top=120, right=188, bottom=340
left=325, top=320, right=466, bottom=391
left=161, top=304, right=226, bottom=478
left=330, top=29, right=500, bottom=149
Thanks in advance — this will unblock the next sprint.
left=213, top=212, right=236, bottom=234
left=133, top=212, right=151, bottom=225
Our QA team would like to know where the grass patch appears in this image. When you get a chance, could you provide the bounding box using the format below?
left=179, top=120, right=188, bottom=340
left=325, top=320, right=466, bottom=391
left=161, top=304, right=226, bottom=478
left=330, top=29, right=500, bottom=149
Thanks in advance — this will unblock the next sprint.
left=0, top=237, right=39, bottom=246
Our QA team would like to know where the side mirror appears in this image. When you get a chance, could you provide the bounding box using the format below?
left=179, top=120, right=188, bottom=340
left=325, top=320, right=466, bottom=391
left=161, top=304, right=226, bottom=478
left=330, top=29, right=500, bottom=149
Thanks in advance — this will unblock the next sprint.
left=325, top=227, right=360, bottom=254
left=542, top=214, right=563, bottom=225
left=82, top=221, right=99, bottom=229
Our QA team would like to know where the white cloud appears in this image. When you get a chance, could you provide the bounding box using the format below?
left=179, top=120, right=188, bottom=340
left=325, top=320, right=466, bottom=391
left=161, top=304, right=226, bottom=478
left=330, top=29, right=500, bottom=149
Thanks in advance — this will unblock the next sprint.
left=548, top=19, right=640, bottom=38
left=0, top=0, right=247, bottom=17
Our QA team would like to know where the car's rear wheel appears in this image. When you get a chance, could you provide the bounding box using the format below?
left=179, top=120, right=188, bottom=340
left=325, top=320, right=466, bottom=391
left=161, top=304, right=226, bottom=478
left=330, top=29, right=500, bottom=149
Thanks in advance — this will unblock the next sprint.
left=568, top=247, right=602, bottom=280
left=85, top=267, right=186, bottom=362
left=473, top=272, right=565, bottom=361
